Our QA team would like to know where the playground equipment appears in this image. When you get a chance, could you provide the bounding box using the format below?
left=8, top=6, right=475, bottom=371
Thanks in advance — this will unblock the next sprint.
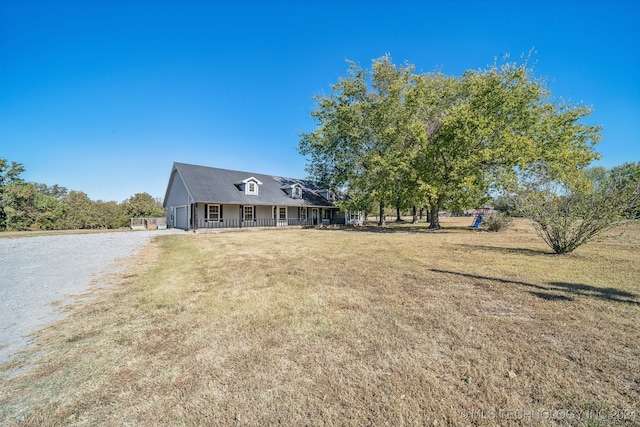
left=471, top=206, right=491, bottom=229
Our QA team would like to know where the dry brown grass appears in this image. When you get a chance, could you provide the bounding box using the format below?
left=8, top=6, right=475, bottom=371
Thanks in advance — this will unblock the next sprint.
left=1, top=218, right=639, bottom=426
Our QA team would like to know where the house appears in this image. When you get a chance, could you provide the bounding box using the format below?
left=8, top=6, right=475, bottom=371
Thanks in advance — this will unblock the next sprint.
left=163, top=162, right=358, bottom=230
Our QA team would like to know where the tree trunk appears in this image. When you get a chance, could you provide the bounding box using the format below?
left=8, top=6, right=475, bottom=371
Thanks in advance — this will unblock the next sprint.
left=378, top=201, right=386, bottom=227
left=412, top=205, right=418, bottom=224
left=429, top=196, right=445, bottom=229
left=395, top=206, right=402, bottom=222
left=419, top=207, right=424, bottom=220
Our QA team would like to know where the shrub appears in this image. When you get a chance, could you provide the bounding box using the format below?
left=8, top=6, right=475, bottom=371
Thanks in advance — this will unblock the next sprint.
left=481, top=212, right=512, bottom=232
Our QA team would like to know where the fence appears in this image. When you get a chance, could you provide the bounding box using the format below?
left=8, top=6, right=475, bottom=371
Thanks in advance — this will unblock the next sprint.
left=130, top=217, right=167, bottom=230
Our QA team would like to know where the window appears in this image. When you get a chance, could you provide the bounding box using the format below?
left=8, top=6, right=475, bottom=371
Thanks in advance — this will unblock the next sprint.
left=320, top=190, right=335, bottom=201
left=279, top=207, right=287, bottom=220
left=243, top=206, right=254, bottom=221
left=300, top=207, right=307, bottom=220
left=293, top=186, right=301, bottom=198
left=236, top=177, right=262, bottom=195
left=323, top=209, right=331, bottom=220
left=207, top=204, right=220, bottom=221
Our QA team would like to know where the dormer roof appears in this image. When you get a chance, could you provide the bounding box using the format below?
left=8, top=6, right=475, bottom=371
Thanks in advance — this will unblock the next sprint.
left=234, top=176, right=263, bottom=186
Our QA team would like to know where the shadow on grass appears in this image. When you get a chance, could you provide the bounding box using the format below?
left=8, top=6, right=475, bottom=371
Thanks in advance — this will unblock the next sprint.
left=456, top=244, right=552, bottom=256
left=321, top=224, right=476, bottom=235
left=430, top=269, right=639, bottom=306
left=529, top=292, right=574, bottom=301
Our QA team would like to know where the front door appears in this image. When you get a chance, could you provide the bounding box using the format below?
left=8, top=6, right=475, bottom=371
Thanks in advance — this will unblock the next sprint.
left=278, top=206, right=287, bottom=226
left=312, top=208, right=318, bottom=225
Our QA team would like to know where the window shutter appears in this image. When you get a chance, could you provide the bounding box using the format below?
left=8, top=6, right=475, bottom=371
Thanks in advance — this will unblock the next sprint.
left=254, top=206, right=257, bottom=221
left=220, top=205, right=223, bottom=220
left=204, top=204, right=208, bottom=220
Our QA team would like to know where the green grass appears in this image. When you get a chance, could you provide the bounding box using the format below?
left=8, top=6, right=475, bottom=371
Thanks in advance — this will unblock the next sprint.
left=1, top=218, right=639, bottom=426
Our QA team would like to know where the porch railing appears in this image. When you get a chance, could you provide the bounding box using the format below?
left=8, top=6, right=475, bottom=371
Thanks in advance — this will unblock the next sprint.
left=196, top=217, right=343, bottom=229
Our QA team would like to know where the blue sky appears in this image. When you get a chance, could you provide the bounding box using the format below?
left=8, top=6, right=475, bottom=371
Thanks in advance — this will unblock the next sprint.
left=1, top=0, right=639, bottom=202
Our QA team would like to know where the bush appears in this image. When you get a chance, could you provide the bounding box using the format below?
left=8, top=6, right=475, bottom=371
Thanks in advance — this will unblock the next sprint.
left=481, top=212, right=512, bottom=232
left=515, top=165, right=639, bottom=254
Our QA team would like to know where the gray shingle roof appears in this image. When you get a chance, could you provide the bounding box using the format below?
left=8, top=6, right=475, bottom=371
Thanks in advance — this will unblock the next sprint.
left=170, top=162, right=337, bottom=207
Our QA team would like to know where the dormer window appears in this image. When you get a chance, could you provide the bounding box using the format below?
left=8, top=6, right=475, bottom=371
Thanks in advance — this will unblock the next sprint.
left=281, top=183, right=303, bottom=199
left=320, top=189, right=335, bottom=201
left=235, top=177, right=263, bottom=195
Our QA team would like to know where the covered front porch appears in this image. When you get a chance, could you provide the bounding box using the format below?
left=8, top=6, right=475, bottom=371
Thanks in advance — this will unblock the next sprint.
left=190, top=203, right=345, bottom=230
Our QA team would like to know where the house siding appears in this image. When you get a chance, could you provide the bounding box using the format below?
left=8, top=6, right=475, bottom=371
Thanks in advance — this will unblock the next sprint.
left=165, top=170, right=191, bottom=229
left=164, top=162, right=348, bottom=230
left=255, top=205, right=272, bottom=220
left=165, top=170, right=190, bottom=207
left=287, top=206, right=300, bottom=219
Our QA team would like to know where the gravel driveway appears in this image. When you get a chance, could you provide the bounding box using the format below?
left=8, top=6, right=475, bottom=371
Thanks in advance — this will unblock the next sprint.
left=0, top=229, right=183, bottom=364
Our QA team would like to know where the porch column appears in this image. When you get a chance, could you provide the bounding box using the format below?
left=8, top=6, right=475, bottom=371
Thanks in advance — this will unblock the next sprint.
left=192, top=203, right=197, bottom=230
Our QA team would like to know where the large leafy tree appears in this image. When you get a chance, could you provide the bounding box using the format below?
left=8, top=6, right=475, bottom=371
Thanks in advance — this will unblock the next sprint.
left=94, top=200, right=128, bottom=229
left=300, top=56, right=601, bottom=228
left=2, top=182, right=38, bottom=230
left=299, top=56, right=424, bottom=226
left=61, top=190, right=96, bottom=229
left=414, top=60, right=600, bottom=228
left=123, top=192, right=164, bottom=219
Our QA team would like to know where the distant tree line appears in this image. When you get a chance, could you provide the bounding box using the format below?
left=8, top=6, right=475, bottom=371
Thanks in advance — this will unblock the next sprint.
left=0, top=158, right=164, bottom=231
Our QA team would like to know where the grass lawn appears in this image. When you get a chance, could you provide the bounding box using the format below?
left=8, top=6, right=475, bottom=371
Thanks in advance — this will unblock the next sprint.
left=1, top=218, right=639, bottom=426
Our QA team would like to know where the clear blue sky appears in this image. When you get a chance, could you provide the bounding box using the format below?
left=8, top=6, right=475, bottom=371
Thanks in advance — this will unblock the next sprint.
left=1, top=0, right=639, bottom=202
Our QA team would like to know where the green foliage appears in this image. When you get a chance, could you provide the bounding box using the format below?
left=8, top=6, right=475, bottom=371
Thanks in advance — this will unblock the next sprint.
left=0, top=158, right=25, bottom=186
left=413, top=59, right=600, bottom=228
left=299, top=55, right=424, bottom=226
left=2, top=182, right=38, bottom=230
left=516, top=166, right=637, bottom=254
left=94, top=201, right=129, bottom=229
left=492, top=194, right=519, bottom=216
left=61, top=190, right=95, bottom=229
left=123, top=192, right=164, bottom=218
left=33, top=192, right=66, bottom=230
left=609, top=161, right=640, bottom=218
left=0, top=157, right=162, bottom=231
left=0, top=158, right=27, bottom=229
left=300, top=55, right=601, bottom=230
